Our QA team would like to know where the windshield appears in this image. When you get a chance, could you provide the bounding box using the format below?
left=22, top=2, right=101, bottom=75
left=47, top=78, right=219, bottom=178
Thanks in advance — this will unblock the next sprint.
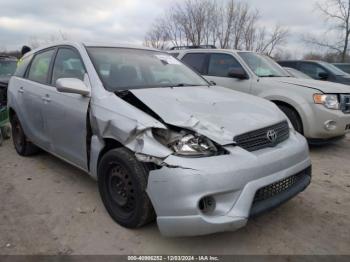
left=318, top=61, right=348, bottom=76
left=0, top=60, right=17, bottom=77
left=87, top=47, right=209, bottom=91
left=238, top=52, right=289, bottom=77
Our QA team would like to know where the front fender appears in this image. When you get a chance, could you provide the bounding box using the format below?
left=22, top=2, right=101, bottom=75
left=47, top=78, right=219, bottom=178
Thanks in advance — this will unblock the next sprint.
left=260, top=92, right=316, bottom=138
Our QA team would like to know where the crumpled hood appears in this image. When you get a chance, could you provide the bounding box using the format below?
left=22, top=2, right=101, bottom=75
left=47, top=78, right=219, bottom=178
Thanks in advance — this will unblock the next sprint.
left=130, top=86, right=286, bottom=145
left=268, top=77, right=350, bottom=93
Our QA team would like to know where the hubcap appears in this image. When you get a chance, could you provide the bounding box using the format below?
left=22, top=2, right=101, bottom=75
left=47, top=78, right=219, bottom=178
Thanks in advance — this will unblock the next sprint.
left=108, top=164, right=135, bottom=212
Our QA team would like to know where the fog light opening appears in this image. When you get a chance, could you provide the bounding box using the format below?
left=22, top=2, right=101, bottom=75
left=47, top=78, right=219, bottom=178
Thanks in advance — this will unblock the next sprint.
left=324, top=120, right=337, bottom=131
left=199, top=196, right=216, bottom=214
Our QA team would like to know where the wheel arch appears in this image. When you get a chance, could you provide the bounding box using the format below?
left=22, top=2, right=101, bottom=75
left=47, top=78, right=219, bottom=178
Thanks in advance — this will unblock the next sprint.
left=271, top=100, right=304, bottom=133
left=8, top=107, right=16, bottom=122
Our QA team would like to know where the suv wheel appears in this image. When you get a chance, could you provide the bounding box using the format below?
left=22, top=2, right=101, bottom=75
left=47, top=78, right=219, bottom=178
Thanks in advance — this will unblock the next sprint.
left=277, top=105, right=303, bottom=134
left=11, top=114, right=39, bottom=156
left=98, top=148, right=155, bottom=228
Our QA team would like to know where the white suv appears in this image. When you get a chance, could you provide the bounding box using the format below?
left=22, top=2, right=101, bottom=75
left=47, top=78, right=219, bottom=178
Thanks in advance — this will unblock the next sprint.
left=170, top=49, right=350, bottom=143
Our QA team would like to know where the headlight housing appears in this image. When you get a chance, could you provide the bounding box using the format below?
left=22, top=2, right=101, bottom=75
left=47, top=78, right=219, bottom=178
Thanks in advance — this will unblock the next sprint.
left=153, top=128, right=221, bottom=157
left=313, top=94, right=340, bottom=110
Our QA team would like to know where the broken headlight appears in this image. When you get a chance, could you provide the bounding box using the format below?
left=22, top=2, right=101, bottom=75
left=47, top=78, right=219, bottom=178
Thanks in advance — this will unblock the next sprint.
left=153, top=129, right=219, bottom=157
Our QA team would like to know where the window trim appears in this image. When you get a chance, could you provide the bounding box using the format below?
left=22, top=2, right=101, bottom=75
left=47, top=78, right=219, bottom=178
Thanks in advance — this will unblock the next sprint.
left=25, top=47, right=57, bottom=85
left=49, top=45, right=87, bottom=86
left=206, top=52, right=249, bottom=79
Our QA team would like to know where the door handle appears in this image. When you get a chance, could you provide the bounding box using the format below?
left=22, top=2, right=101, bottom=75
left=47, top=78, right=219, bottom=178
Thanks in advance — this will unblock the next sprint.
left=42, top=94, right=51, bottom=103
left=18, top=87, right=24, bottom=94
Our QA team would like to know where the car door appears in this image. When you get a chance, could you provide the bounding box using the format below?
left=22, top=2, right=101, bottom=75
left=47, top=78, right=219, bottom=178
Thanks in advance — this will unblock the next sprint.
left=18, top=49, right=56, bottom=150
left=203, top=53, right=251, bottom=94
left=43, top=47, right=91, bottom=170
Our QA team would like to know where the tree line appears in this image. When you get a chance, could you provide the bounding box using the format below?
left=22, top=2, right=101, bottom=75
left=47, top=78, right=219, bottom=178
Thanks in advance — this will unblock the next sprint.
left=144, top=0, right=289, bottom=56
left=2, top=0, right=350, bottom=62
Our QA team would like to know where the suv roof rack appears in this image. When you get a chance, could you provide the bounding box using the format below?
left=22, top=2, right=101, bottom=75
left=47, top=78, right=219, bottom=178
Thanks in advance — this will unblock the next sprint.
left=170, top=45, right=217, bottom=50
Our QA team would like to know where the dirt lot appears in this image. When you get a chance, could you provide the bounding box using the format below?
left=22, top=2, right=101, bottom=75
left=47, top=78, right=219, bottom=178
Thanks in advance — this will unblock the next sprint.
left=0, top=135, right=350, bottom=255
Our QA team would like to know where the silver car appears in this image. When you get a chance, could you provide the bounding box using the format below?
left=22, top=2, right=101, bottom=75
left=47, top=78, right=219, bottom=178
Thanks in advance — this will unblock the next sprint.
left=8, top=42, right=311, bottom=236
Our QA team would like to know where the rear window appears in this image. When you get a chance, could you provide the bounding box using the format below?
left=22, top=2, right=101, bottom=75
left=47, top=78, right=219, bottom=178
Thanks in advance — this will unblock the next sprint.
left=0, top=60, right=17, bottom=77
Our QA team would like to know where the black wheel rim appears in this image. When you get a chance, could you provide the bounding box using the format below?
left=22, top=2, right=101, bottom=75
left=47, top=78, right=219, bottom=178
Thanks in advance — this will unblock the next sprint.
left=13, top=119, right=24, bottom=151
left=107, top=162, right=136, bottom=217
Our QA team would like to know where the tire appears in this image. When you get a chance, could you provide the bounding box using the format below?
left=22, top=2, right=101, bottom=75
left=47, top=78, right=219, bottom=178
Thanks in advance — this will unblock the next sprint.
left=277, top=105, right=303, bottom=134
left=98, top=148, right=155, bottom=228
left=11, top=114, right=40, bottom=156
left=1, top=126, right=11, bottom=140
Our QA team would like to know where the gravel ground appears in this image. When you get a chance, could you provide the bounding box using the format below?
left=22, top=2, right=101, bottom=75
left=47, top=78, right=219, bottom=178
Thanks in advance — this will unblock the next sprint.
left=0, top=135, right=349, bottom=255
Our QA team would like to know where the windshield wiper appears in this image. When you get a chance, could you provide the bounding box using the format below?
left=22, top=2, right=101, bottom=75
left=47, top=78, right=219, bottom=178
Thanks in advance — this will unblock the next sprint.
left=171, top=83, right=203, bottom=87
left=259, top=75, right=288, bottom=78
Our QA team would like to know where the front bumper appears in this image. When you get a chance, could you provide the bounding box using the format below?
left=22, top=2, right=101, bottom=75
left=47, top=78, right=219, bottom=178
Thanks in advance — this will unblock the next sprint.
left=304, top=104, right=350, bottom=139
left=147, top=132, right=311, bottom=237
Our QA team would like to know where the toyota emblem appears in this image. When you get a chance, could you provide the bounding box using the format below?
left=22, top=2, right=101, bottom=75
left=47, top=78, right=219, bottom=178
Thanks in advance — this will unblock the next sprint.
left=266, top=130, right=278, bottom=143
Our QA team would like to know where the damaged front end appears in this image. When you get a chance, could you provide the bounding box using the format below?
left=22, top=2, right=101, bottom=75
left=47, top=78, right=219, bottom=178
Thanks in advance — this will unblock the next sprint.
left=89, top=90, right=230, bottom=172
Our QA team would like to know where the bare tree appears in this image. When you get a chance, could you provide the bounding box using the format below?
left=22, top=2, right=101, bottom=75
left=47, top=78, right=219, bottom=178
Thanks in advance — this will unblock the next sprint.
left=304, top=0, right=350, bottom=62
left=257, top=24, right=289, bottom=56
left=144, top=20, right=169, bottom=49
left=144, top=0, right=289, bottom=55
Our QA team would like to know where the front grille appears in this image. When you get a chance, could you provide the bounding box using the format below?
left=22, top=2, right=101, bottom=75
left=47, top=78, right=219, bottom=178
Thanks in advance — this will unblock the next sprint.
left=340, top=94, right=350, bottom=114
left=234, top=121, right=289, bottom=152
left=253, top=168, right=310, bottom=204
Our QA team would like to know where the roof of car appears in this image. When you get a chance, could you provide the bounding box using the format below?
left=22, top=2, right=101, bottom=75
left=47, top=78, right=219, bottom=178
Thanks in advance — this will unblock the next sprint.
left=278, top=60, right=325, bottom=63
left=22, top=41, right=160, bottom=58
left=168, top=48, right=248, bottom=54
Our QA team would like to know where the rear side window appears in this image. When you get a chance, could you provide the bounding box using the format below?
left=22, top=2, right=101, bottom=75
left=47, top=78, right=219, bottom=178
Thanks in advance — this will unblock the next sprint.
left=14, top=54, right=33, bottom=77
left=208, top=53, right=243, bottom=77
left=182, top=53, right=207, bottom=74
left=28, top=49, right=55, bottom=84
left=52, top=48, right=86, bottom=85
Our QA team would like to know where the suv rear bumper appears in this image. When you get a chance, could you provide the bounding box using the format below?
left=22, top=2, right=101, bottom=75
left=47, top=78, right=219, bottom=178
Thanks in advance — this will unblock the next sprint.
left=147, top=132, right=311, bottom=236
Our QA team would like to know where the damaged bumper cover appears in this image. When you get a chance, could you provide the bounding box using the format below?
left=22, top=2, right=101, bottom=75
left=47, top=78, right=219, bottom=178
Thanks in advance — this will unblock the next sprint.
left=146, top=131, right=311, bottom=237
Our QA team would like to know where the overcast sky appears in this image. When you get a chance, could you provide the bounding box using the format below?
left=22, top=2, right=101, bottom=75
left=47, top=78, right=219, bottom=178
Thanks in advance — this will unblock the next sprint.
left=0, top=0, right=324, bottom=57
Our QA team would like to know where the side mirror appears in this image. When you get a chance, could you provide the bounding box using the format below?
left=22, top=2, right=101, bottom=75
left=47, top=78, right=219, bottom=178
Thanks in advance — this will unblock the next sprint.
left=56, top=78, right=90, bottom=96
left=318, top=72, right=329, bottom=80
left=228, top=68, right=248, bottom=79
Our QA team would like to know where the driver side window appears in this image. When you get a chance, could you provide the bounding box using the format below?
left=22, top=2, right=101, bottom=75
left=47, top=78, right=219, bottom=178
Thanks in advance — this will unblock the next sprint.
left=299, top=63, right=326, bottom=79
left=208, top=53, right=244, bottom=77
left=52, top=48, right=86, bottom=85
